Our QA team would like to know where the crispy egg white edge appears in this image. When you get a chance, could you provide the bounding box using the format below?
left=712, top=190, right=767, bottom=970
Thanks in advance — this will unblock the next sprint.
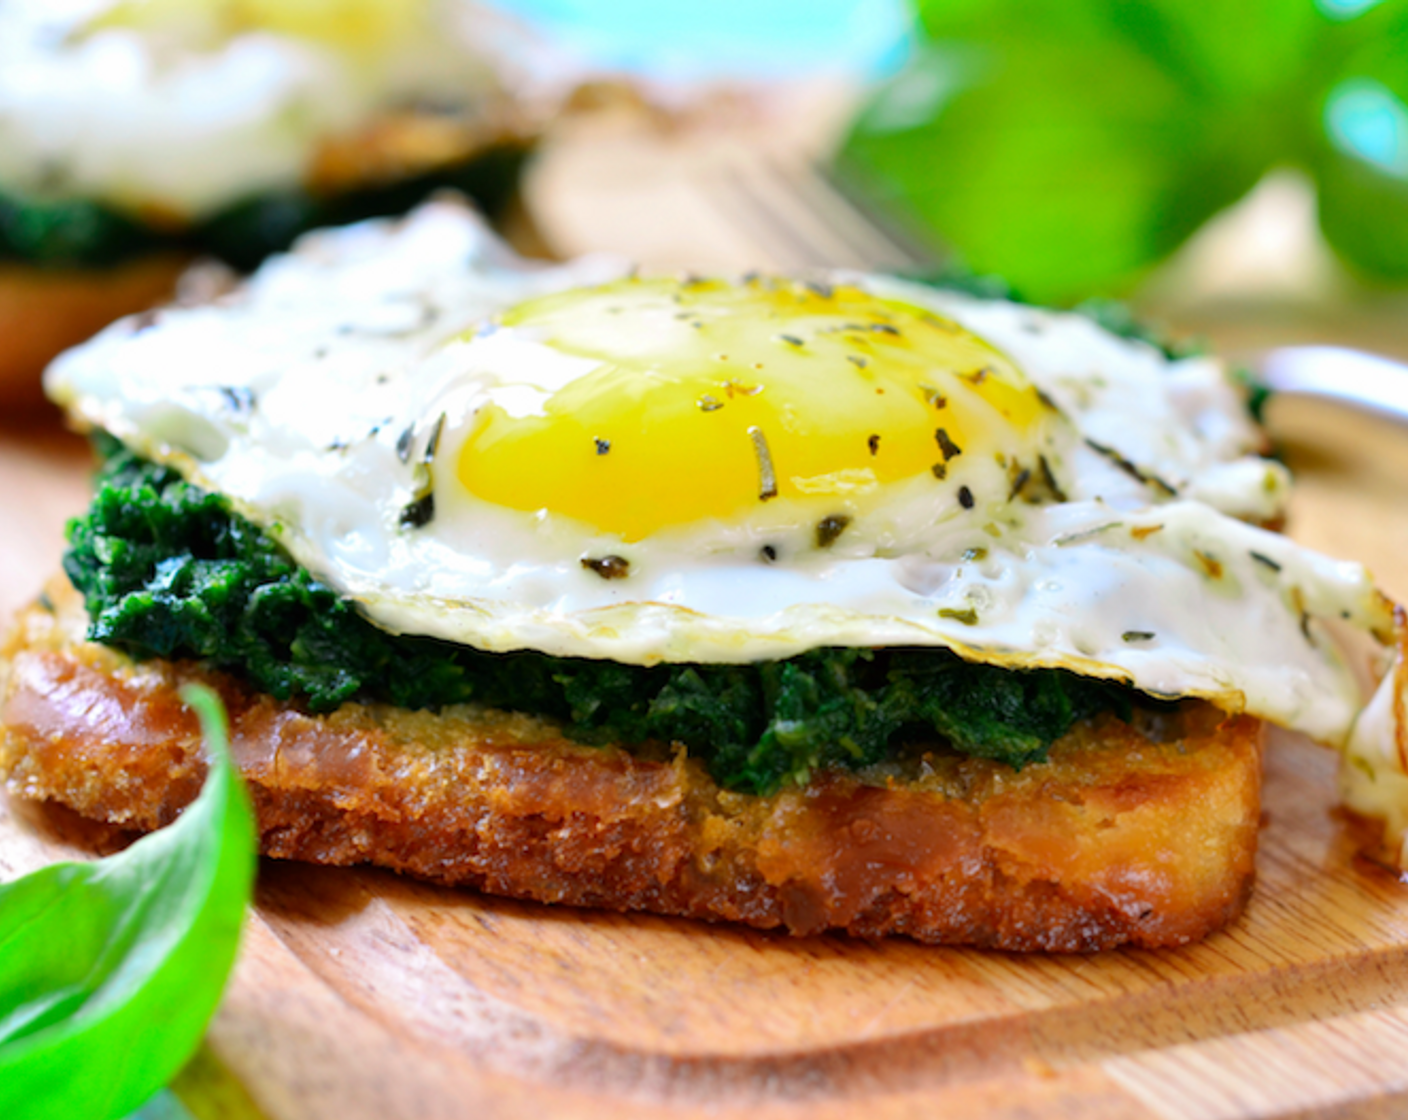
left=45, top=201, right=1393, bottom=750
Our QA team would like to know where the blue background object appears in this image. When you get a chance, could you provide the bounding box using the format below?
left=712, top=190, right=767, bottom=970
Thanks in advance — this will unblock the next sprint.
left=494, top=0, right=911, bottom=78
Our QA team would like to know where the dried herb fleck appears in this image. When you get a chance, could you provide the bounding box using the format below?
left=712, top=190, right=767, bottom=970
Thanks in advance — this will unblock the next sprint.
left=748, top=425, right=778, bottom=501
left=1085, top=439, right=1178, bottom=497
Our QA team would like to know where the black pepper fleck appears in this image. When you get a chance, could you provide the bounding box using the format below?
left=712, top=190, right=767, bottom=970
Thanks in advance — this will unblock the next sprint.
left=582, top=555, right=630, bottom=580
left=815, top=514, right=852, bottom=549
left=594, top=437, right=611, bottom=456
left=957, top=486, right=974, bottom=510
left=935, top=428, right=963, bottom=461
left=399, top=493, right=435, bottom=529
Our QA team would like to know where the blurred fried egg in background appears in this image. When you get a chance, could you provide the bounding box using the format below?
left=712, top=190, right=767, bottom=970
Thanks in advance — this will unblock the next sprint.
left=0, top=0, right=563, bottom=234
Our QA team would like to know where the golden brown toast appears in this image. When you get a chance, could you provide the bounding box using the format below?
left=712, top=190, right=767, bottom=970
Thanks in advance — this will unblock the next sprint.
left=0, top=256, right=189, bottom=406
left=0, top=577, right=1264, bottom=951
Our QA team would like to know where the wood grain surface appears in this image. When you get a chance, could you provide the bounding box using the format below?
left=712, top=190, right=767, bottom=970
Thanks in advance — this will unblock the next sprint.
left=6, top=104, right=1408, bottom=1119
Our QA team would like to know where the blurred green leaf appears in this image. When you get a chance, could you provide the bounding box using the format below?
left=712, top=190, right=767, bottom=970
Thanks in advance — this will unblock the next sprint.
left=841, top=0, right=1408, bottom=301
left=1312, top=4, right=1408, bottom=279
left=125, top=1089, right=199, bottom=1120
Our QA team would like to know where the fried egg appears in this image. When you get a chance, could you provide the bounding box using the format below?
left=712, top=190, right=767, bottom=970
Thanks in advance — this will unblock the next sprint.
left=0, top=0, right=549, bottom=219
left=46, top=200, right=1396, bottom=759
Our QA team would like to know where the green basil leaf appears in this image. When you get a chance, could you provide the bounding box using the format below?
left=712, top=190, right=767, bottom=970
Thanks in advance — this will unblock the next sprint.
left=841, top=36, right=1263, bottom=302
left=1092, top=2, right=1324, bottom=104
left=1312, top=4, right=1408, bottom=280
left=0, top=685, right=256, bottom=1120
left=838, top=0, right=1397, bottom=301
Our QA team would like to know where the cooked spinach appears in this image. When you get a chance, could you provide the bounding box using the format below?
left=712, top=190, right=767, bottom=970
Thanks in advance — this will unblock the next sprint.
left=0, top=686, right=256, bottom=1120
left=65, top=441, right=1146, bottom=795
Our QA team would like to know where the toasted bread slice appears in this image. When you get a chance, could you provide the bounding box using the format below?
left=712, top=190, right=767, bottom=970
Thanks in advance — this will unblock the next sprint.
left=0, top=256, right=190, bottom=406
left=0, top=577, right=1263, bottom=951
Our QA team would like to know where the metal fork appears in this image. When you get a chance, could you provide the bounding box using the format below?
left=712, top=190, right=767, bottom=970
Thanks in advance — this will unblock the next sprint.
left=705, top=153, right=944, bottom=274
left=705, top=154, right=1408, bottom=425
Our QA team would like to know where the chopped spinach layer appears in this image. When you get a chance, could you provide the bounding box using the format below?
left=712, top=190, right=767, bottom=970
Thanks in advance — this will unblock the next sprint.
left=1, top=143, right=526, bottom=271
left=65, top=440, right=1149, bottom=795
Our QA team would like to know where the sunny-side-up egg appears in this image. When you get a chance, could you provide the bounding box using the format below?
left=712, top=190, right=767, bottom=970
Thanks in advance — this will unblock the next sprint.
left=0, top=0, right=546, bottom=221
left=46, top=200, right=1397, bottom=761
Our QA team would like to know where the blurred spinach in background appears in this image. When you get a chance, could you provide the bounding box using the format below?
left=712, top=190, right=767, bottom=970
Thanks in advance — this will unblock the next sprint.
left=839, top=0, right=1408, bottom=304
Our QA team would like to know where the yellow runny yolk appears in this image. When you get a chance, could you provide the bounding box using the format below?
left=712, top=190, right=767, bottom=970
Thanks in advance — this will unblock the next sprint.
left=87, top=0, right=426, bottom=54
left=457, top=277, right=1050, bottom=542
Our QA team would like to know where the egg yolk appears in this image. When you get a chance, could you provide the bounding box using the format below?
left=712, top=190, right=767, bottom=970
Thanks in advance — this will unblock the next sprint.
left=88, top=0, right=423, bottom=53
left=458, top=277, right=1049, bottom=542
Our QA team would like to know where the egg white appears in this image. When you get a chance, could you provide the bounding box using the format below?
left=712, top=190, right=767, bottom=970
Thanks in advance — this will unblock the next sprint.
left=46, top=200, right=1395, bottom=755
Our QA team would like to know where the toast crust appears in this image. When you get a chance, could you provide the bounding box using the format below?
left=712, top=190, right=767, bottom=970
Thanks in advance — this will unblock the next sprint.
left=0, top=255, right=189, bottom=406
left=1, top=577, right=1264, bottom=951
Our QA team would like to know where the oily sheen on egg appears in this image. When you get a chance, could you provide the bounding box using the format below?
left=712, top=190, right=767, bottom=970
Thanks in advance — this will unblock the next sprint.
left=46, top=200, right=1394, bottom=756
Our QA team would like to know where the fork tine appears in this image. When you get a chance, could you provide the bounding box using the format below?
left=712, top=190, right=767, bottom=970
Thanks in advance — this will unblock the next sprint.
left=754, top=155, right=935, bottom=273
left=704, top=152, right=945, bottom=274
left=705, top=156, right=841, bottom=271
left=810, top=162, right=946, bottom=272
